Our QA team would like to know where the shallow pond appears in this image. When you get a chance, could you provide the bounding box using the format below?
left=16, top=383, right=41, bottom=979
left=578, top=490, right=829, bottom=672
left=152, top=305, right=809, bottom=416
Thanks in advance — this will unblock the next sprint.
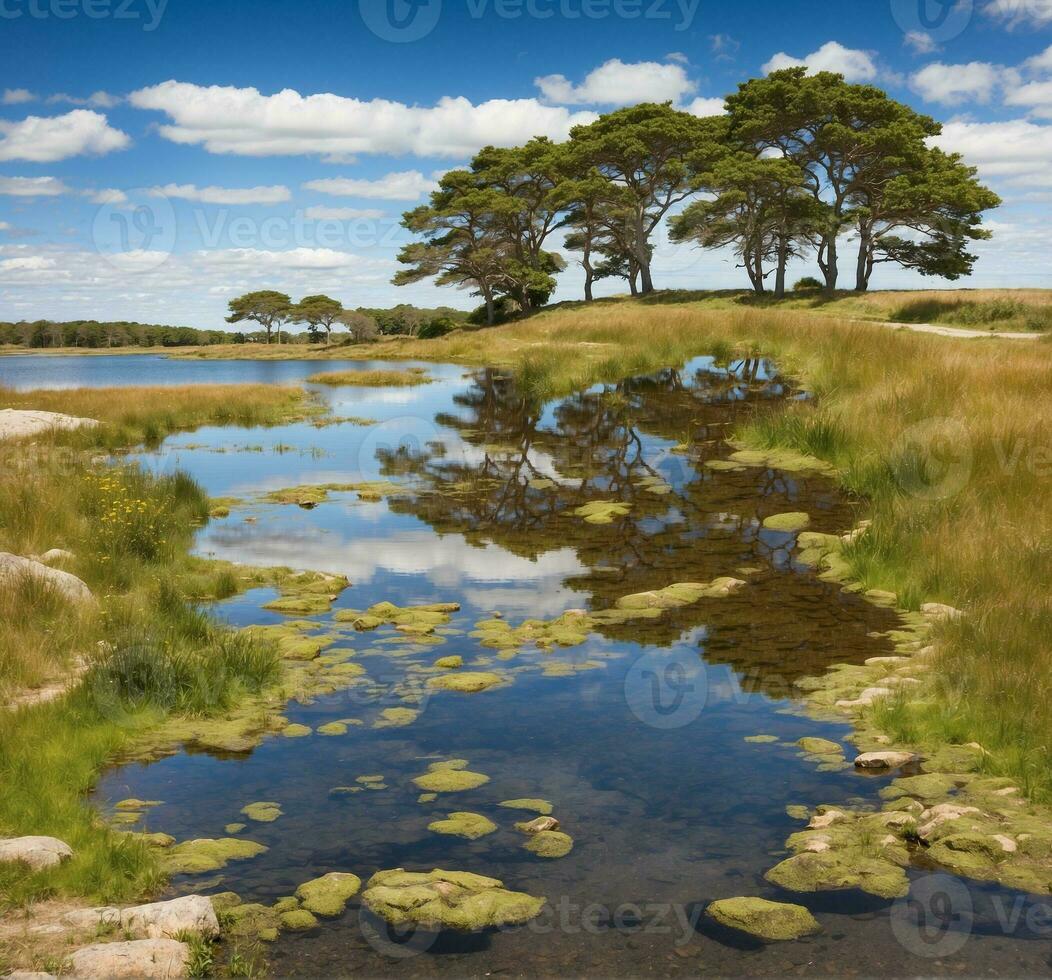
left=5, top=353, right=1050, bottom=976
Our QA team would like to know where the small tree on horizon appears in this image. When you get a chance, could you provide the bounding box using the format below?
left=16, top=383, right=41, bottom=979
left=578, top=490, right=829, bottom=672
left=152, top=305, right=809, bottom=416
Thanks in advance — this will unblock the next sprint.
left=290, top=294, right=345, bottom=342
left=225, top=290, right=292, bottom=344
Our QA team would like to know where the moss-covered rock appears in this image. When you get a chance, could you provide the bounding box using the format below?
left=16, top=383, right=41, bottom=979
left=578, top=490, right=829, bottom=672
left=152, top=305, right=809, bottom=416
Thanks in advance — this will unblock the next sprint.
left=361, top=868, right=545, bottom=930
left=223, top=902, right=279, bottom=941
left=241, top=801, right=282, bottom=823
left=163, top=838, right=268, bottom=875
left=413, top=762, right=490, bottom=794
left=744, top=734, right=779, bottom=744
left=317, top=721, right=348, bottom=736
left=797, top=737, right=843, bottom=757
left=373, top=707, right=419, bottom=728
left=115, top=798, right=161, bottom=810
left=428, top=812, right=498, bottom=840
left=279, top=908, right=319, bottom=931
left=428, top=671, right=503, bottom=693
left=615, top=577, right=744, bottom=611
left=498, top=799, right=553, bottom=815
left=706, top=897, right=820, bottom=942
left=281, top=723, right=312, bottom=738
left=523, top=830, right=574, bottom=858
left=763, top=512, right=810, bottom=533
left=764, top=851, right=908, bottom=899
left=434, top=655, right=463, bottom=669
left=295, top=872, right=362, bottom=917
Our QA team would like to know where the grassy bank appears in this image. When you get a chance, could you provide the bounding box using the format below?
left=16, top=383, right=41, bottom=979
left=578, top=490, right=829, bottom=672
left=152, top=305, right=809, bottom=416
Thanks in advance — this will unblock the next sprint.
left=346, top=298, right=1050, bottom=797
left=0, top=386, right=319, bottom=914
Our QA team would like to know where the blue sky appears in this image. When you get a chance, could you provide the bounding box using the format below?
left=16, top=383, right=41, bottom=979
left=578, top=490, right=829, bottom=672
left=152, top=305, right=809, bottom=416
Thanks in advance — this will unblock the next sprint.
left=2, top=0, right=1051, bottom=327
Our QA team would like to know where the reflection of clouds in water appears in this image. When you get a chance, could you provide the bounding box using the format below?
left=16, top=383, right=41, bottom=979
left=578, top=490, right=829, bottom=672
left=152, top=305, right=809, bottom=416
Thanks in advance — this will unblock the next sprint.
left=201, top=523, right=585, bottom=590
left=456, top=442, right=583, bottom=488
left=461, top=585, right=584, bottom=618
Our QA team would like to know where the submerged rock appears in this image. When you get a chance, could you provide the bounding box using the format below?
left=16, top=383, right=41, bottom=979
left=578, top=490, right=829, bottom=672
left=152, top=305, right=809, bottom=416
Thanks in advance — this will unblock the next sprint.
left=241, top=801, right=282, bottom=823
left=317, top=721, right=348, bottom=736
left=434, top=655, right=464, bottom=669
left=162, top=837, right=268, bottom=875
left=523, top=830, right=574, bottom=858
left=361, top=868, right=545, bottom=930
left=615, top=577, right=745, bottom=611
left=797, top=737, right=842, bottom=757
left=279, top=908, right=319, bottom=931
left=373, top=706, right=419, bottom=728
left=765, top=851, right=908, bottom=900
left=744, top=734, right=779, bottom=744
left=515, top=816, right=560, bottom=834
left=0, top=836, right=72, bottom=870
left=68, top=939, right=188, bottom=979
left=295, top=872, right=362, bottom=917
left=499, top=799, right=554, bottom=815
left=428, top=812, right=498, bottom=840
left=706, top=896, right=820, bottom=942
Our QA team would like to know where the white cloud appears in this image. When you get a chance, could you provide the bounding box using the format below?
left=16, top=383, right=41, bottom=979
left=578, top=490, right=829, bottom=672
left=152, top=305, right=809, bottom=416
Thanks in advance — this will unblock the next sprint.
left=910, top=62, right=1004, bottom=104
left=0, top=176, right=71, bottom=197
left=984, top=0, right=1052, bottom=26
left=536, top=59, right=697, bottom=106
left=0, top=110, right=130, bottom=163
left=149, top=183, right=291, bottom=205
left=2, top=89, right=35, bottom=105
left=763, top=41, right=880, bottom=83
left=0, top=222, right=10, bottom=231
left=1005, top=79, right=1052, bottom=118
left=936, top=118, right=1052, bottom=187
left=0, top=255, right=56, bottom=272
left=1025, top=45, right=1052, bottom=73
left=303, top=171, right=435, bottom=201
left=129, top=81, right=596, bottom=158
left=47, top=91, right=122, bottom=109
left=304, top=206, right=386, bottom=220
left=684, top=96, right=725, bottom=117
left=904, top=31, right=938, bottom=55
left=84, top=188, right=128, bottom=205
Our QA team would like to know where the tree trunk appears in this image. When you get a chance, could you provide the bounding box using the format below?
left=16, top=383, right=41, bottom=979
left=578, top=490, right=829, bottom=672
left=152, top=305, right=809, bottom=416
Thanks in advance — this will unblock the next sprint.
left=854, top=229, right=872, bottom=292
left=638, top=262, right=654, bottom=295
left=484, top=290, right=495, bottom=326
left=774, top=238, right=789, bottom=299
left=584, top=273, right=594, bottom=302
left=822, top=235, right=838, bottom=295
left=628, top=271, right=639, bottom=297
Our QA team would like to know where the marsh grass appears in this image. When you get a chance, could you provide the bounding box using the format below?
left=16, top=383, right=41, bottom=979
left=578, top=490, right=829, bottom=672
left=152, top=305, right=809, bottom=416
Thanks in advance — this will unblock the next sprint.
left=0, top=383, right=321, bottom=448
left=305, top=367, right=431, bottom=386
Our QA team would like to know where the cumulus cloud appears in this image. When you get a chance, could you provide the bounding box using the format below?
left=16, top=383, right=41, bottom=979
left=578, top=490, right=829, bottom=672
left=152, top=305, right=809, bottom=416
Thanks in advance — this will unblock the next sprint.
left=84, top=188, right=129, bottom=205
left=2, top=89, right=35, bottom=105
left=0, top=176, right=71, bottom=197
left=149, top=183, right=291, bottom=205
left=128, top=81, right=596, bottom=158
left=903, top=31, right=937, bottom=55
left=910, top=62, right=1005, bottom=104
left=763, top=41, right=880, bottom=82
left=535, top=59, right=696, bottom=106
left=304, top=206, right=386, bottom=220
left=936, top=118, right=1052, bottom=187
left=1025, top=44, right=1052, bottom=73
left=303, top=171, right=435, bottom=201
left=0, top=110, right=130, bottom=162
left=984, top=0, right=1052, bottom=26
left=684, top=96, right=725, bottom=117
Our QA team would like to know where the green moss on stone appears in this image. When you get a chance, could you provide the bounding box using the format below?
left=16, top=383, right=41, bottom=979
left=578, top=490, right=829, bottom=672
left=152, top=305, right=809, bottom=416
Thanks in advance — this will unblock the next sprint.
left=706, top=897, right=820, bottom=942
left=241, top=801, right=282, bottom=823
left=413, top=762, right=490, bottom=794
left=428, top=811, right=499, bottom=840
left=764, top=851, right=908, bottom=900
left=163, top=838, right=268, bottom=874
left=499, top=799, right=553, bottom=815
left=524, top=830, right=573, bottom=858
left=428, top=671, right=503, bottom=693
left=280, top=908, right=319, bottom=931
left=435, top=655, right=464, bottom=669
left=763, top=512, right=811, bottom=533
left=295, top=872, right=362, bottom=917
left=373, top=707, right=419, bottom=728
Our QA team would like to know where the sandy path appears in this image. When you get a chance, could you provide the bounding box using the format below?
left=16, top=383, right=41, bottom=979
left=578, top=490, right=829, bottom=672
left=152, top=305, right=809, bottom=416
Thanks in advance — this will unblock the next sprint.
left=866, top=320, right=1042, bottom=341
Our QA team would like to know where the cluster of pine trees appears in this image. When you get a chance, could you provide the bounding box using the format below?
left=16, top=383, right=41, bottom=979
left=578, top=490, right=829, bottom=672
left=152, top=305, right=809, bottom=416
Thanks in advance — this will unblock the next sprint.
left=395, top=68, right=1000, bottom=322
left=0, top=319, right=232, bottom=349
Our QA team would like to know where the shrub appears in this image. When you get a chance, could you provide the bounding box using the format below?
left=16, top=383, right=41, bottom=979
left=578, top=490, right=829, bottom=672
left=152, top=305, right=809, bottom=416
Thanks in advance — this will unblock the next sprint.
left=793, top=276, right=824, bottom=292
left=417, top=316, right=459, bottom=340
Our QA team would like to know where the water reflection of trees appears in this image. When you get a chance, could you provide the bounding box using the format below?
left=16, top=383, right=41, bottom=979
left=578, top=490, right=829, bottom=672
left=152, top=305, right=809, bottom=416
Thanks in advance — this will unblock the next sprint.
left=378, top=361, right=891, bottom=687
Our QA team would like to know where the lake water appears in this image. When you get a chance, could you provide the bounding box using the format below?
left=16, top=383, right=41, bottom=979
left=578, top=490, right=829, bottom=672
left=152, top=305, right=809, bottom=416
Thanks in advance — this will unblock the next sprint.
left=4, top=353, right=1050, bottom=977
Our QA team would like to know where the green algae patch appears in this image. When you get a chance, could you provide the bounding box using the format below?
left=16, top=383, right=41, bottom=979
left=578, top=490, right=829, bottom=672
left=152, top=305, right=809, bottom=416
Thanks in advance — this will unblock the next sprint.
left=413, top=762, right=490, bottom=794
left=224, top=902, right=280, bottom=942
left=318, top=721, right=348, bottom=736
left=706, top=897, right=820, bottom=942
left=115, top=798, right=161, bottom=810
left=295, top=872, right=363, bottom=917
left=224, top=822, right=246, bottom=834
left=335, top=600, right=459, bottom=633
left=428, top=671, right=503, bottom=694
left=163, top=837, right=268, bottom=875
left=428, top=811, right=499, bottom=840
left=745, top=735, right=779, bottom=744
left=524, top=830, right=574, bottom=858
left=786, top=805, right=810, bottom=821
left=726, top=445, right=835, bottom=475
left=263, top=594, right=334, bottom=615
left=573, top=500, right=631, bottom=525
left=374, top=706, right=419, bottom=728
left=434, top=655, right=464, bottom=669
left=762, top=512, right=811, bottom=533
left=241, top=801, right=283, bottom=823
left=280, top=908, right=319, bottom=931
left=418, top=792, right=438, bottom=804
left=499, top=799, right=553, bottom=815
left=765, top=851, right=908, bottom=900
left=282, top=723, right=312, bottom=738
left=361, top=868, right=545, bottom=931
left=264, top=485, right=330, bottom=506
left=616, top=577, right=745, bottom=611
left=797, top=737, right=843, bottom=757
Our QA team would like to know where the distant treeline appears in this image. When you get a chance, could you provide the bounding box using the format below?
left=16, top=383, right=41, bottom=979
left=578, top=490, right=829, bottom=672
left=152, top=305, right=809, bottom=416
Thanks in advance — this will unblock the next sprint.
left=0, top=305, right=469, bottom=349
